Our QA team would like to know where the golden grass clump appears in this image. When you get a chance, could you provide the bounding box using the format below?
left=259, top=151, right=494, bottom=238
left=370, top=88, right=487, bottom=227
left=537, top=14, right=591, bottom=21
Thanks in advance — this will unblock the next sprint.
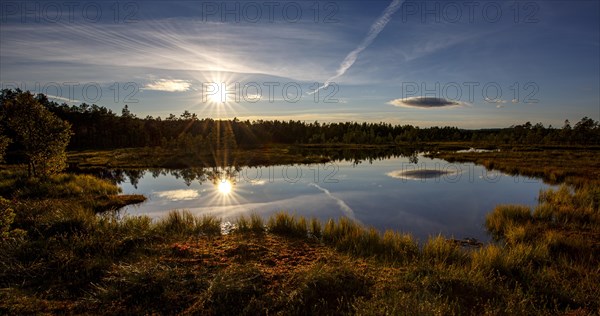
left=485, top=205, right=532, bottom=238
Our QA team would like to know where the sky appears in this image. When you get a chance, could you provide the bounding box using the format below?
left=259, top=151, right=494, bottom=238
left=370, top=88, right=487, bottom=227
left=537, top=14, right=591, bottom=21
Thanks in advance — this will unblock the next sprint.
left=1, top=0, right=599, bottom=128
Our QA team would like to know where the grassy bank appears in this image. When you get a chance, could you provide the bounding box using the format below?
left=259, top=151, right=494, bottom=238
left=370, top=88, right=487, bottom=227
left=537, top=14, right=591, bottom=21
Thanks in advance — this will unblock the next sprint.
left=427, top=148, right=600, bottom=187
left=0, top=167, right=145, bottom=212
left=65, top=142, right=485, bottom=170
left=2, top=204, right=598, bottom=314
left=67, top=146, right=331, bottom=170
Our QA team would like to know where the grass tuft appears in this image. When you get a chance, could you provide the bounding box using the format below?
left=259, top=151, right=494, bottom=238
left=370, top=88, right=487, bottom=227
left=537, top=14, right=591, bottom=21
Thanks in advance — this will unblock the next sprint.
left=156, top=210, right=221, bottom=236
left=235, top=213, right=265, bottom=234
left=486, top=205, right=532, bottom=238
left=267, top=212, right=307, bottom=238
left=285, top=261, right=370, bottom=315
left=423, top=235, right=468, bottom=265
left=309, top=217, right=322, bottom=238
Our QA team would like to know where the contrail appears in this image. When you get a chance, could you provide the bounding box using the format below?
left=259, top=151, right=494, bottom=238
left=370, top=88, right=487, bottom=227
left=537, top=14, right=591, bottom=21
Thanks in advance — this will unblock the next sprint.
left=309, top=0, right=404, bottom=94
left=308, top=183, right=360, bottom=223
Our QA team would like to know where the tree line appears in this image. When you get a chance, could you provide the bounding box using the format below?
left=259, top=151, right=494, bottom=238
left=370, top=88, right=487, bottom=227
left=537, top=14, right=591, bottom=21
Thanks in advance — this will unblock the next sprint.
left=30, top=89, right=599, bottom=148
left=1, top=89, right=599, bottom=176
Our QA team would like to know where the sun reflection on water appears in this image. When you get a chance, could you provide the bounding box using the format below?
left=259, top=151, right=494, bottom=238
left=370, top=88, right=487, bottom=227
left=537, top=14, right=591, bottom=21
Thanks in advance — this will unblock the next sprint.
left=217, top=179, right=233, bottom=195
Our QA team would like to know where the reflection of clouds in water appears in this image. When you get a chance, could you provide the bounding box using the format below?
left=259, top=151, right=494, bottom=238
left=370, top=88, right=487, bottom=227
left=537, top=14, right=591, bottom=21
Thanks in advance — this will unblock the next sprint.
left=308, top=183, right=359, bottom=223
left=391, top=210, right=448, bottom=233
left=154, top=189, right=199, bottom=201
left=387, top=169, right=462, bottom=181
left=126, top=191, right=451, bottom=239
left=479, top=172, right=501, bottom=180
left=456, top=148, right=500, bottom=153
left=138, top=195, right=334, bottom=220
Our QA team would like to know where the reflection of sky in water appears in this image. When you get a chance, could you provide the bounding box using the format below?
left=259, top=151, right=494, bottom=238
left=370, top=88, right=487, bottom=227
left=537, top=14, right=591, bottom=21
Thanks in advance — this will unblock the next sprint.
left=120, top=156, right=553, bottom=242
left=154, top=189, right=199, bottom=201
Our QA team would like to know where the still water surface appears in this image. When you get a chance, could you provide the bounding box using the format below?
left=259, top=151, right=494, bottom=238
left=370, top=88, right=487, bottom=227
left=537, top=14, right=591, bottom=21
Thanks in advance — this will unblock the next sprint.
left=120, top=155, right=552, bottom=241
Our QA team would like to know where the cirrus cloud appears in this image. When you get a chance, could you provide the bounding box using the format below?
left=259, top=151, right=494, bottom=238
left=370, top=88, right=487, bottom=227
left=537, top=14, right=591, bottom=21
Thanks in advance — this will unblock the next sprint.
left=144, top=79, right=191, bottom=92
left=388, top=97, right=467, bottom=109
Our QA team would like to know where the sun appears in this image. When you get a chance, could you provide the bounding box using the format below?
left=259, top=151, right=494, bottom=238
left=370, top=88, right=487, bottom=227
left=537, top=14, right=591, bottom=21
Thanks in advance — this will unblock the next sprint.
left=188, top=71, right=249, bottom=119
left=208, top=87, right=227, bottom=104
left=217, top=179, right=233, bottom=195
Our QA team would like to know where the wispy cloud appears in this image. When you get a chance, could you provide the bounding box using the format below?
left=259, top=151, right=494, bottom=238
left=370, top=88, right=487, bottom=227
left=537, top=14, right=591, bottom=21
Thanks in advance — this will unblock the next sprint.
left=485, top=98, right=518, bottom=109
left=311, top=0, right=404, bottom=94
left=388, top=97, right=467, bottom=109
left=144, top=79, right=191, bottom=92
left=0, top=20, right=340, bottom=84
left=484, top=97, right=506, bottom=104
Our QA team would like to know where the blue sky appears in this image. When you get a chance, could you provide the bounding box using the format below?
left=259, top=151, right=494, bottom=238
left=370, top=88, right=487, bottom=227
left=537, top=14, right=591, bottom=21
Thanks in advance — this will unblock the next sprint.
left=1, top=0, right=598, bottom=128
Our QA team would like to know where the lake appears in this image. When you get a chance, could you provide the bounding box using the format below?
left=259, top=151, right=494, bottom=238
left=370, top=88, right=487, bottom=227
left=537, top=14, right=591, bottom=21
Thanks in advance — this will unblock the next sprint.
left=118, top=154, right=552, bottom=241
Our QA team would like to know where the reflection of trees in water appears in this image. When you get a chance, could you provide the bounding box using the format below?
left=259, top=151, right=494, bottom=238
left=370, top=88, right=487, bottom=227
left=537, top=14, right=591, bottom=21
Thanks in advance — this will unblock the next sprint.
left=93, top=169, right=147, bottom=189
left=101, top=166, right=241, bottom=188
left=171, top=168, right=205, bottom=186
left=291, top=146, right=420, bottom=166
left=206, top=166, right=240, bottom=187
left=124, top=169, right=145, bottom=188
left=408, top=152, right=419, bottom=164
left=98, top=147, right=420, bottom=186
left=169, top=166, right=240, bottom=186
